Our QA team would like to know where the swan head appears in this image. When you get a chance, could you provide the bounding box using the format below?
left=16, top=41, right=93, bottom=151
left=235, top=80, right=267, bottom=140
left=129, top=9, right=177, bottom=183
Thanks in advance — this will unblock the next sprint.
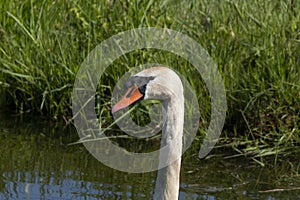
left=111, top=67, right=183, bottom=113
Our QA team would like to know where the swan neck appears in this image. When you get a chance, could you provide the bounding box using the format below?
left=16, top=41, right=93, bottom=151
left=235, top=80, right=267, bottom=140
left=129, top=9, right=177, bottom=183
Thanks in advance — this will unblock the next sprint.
left=154, top=96, right=184, bottom=200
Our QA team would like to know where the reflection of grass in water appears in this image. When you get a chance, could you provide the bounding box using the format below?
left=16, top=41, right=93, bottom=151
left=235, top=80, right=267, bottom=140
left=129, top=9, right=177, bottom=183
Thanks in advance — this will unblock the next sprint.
left=0, top=0, right=300, bottom=164
left=181, top=155, right=300, bottom=198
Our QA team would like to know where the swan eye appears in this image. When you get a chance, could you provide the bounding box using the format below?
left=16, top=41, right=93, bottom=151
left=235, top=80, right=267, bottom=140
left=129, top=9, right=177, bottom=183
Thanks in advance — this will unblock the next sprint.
left=138, top=85, right=147, bottom=94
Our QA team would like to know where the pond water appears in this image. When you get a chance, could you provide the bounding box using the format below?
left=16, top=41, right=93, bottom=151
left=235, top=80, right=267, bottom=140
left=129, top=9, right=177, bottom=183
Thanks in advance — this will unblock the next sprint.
left=0, top=114, right=299, bottom=199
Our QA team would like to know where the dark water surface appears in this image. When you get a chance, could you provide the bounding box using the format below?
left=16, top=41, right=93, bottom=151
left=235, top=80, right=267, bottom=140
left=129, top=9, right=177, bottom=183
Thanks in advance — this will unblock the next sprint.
left=0, top=114, right=299, bottom=199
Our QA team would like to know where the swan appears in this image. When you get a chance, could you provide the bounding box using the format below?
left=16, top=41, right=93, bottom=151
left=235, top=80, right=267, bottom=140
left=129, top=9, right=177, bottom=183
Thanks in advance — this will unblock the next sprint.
left=112, top=66, right=184, bottom=199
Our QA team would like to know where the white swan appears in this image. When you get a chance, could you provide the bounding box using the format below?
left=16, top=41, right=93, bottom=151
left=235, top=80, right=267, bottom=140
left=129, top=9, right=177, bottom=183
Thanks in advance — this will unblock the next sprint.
left=112, top=67, right=184, bottom=199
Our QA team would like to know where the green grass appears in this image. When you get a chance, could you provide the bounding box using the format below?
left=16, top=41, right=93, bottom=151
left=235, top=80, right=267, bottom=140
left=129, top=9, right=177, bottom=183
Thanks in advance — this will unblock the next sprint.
left=0, top=0, right=300, bottom=160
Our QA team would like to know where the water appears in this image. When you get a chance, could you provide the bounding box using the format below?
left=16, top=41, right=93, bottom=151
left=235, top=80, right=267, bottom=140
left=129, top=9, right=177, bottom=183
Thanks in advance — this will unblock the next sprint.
left=0, top=114, right=299, bottom=199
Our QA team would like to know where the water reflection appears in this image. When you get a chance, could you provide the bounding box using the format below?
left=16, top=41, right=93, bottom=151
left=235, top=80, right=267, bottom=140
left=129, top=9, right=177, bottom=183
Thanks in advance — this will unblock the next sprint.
left=0, top=114, right=299, bottom=199
left=2, top=171, right=142, bottom=199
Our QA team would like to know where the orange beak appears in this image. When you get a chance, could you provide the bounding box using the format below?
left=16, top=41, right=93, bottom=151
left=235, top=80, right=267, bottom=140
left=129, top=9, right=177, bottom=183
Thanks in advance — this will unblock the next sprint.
left=111, top=84, right=144, bottom=113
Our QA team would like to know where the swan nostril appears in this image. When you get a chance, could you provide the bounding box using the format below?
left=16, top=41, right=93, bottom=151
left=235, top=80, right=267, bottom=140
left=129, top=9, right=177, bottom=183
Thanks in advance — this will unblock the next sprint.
left=126, top=87, right=134, bottom=98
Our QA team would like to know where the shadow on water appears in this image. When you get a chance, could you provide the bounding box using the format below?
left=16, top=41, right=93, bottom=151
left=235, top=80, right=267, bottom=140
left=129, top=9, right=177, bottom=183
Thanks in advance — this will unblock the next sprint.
left=0, top=113, right=299, bottom=199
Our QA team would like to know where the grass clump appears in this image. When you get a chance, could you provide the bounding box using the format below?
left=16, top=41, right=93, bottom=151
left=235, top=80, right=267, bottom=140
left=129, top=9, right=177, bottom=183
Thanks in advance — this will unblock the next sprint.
left=0, top=0, right=299, bottom=158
